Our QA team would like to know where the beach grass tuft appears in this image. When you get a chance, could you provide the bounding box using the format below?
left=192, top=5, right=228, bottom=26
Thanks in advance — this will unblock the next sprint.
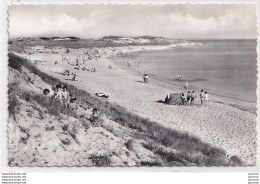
left=89, top=154, right=111, bottom=166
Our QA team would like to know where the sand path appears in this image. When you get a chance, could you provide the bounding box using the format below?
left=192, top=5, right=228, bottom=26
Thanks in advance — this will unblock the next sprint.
left=19, top=49, right=257, bottom=165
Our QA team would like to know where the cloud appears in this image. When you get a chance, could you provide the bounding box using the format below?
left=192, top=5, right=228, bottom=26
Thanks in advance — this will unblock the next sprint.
left=8, top=4, right=257, bottom=39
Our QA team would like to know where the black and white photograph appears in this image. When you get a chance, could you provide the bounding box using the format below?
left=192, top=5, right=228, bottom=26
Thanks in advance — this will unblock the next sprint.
left=7, top=3, right=257, bottom=167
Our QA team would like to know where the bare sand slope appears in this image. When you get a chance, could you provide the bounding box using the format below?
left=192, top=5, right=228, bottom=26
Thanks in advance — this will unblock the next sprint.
left=19, top=49, right=257, bottom=165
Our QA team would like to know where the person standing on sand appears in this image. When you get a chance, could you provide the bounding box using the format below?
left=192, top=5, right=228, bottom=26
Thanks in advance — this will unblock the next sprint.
left=180, top=92, right=185, bottom=105
left=143, top=72, right=149, bottom=83
left=184, top=80, right=189, bottom=90
left=204, top=91, right=209, bottom=107
left=62, top=85, right=70, bottom=107
left=200, top=90, right=205, bottom=106
left=186, top=91, right=191, bottom=106
left=54, top=84, right=63, bottom=99
left=90, top=108, right=99, bottom=126
left=72, top=72, right=78, bottom=81
left=191, top=91, right=196, bottom=106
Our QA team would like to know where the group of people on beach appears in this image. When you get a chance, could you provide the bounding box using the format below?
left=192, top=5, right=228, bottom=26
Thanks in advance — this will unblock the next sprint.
left=62, top=69, right=78, bottom=81
left=180, top=89, right=209, bottom=106
left=43, top=84, right=75, bottom=108
left=43, top=84, right=99, bottom=125
left=180, top=91, right=196, bottom=106
left=177, top=74, right=183, bottom=81
left=200, top=90, right=209, bottom=107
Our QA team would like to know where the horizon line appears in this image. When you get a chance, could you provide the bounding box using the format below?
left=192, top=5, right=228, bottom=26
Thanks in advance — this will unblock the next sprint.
left=9, top=36, right=257, bottom=40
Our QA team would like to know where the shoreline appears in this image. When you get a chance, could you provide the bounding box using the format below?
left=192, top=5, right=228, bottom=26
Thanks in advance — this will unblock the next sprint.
left=109, top=48, right=257, bottom=114
left=114, top=62, right=257, bottom=113
left=12, top=43, right=257, bottom=165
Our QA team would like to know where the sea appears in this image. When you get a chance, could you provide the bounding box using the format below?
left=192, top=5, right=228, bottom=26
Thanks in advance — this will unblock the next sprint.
left=112, top=39, right=257, bottom=103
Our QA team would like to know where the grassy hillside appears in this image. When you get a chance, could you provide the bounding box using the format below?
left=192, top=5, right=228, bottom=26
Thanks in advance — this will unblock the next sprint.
left=8, top=53, right=243, bottom=166
left=9, top=36, right=183, bottom=50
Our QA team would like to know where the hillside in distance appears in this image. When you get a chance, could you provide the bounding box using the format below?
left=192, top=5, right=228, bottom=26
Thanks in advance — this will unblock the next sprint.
left=9, top=36, right=187, bottom=49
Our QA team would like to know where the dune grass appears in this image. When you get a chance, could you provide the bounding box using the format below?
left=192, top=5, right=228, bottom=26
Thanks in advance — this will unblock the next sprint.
left=89, top=154, right=111, bottom=166
left=8, top=53, right=244, bottom=166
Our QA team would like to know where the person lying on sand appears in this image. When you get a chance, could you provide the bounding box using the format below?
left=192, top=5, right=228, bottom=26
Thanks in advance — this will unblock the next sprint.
left=75, top=65, right=81, bottom=70
left=82, top=66, right=87, bottom=71
left=91, top=67, right=97, bottom=72
left=63, top=70, right=70, bottom=76
left=95, top=92, right=109, bottom=98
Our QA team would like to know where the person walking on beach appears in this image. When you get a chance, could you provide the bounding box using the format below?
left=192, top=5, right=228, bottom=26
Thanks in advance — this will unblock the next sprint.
left=191, top=91, right=196, bottom=106
left=204, top=91, right=209, bottom=107
left=143, top=72, right=149, bottom=83
left=184, top=80, right=189, bottom=90
left=186, top=91, right=191, bottom=106
left=200, top=89, right=205, bottom=106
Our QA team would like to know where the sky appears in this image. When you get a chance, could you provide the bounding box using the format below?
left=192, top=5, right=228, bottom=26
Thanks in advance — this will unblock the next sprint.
left=8, top=4, right=257, bottom=39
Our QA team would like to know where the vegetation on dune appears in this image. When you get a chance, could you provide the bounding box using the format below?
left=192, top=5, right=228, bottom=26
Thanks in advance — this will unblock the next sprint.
left=8, top=53, right=244, bottom=166
left=8, top=36, right=181, bottom=51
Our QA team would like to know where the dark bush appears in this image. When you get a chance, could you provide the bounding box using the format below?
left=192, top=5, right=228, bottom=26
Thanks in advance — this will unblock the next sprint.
left=90, top=154, right=111, bottom=166
left=140, top=160, right=161, bottom=166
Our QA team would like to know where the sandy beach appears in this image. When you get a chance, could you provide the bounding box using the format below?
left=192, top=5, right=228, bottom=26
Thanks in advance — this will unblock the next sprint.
left=13, top=44, right=257, bottom=166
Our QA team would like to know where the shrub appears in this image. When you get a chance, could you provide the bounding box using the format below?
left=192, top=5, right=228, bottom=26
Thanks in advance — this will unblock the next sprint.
left=125, top=139, right=135, bottom=151
left=8, top=95, right=18, bottom=116
left=60, top=138, right=71, bottom=145
left=45, top=126, right=55, bottom=131
left=90, top=154, right=111, bottom=166
left=62, top=124, right=68, bottom=132
left=140, top=160, right=161, bottom=166
left=8, top=54, right=23, bottom=72
left=19, top=126, right=30, bottom=144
